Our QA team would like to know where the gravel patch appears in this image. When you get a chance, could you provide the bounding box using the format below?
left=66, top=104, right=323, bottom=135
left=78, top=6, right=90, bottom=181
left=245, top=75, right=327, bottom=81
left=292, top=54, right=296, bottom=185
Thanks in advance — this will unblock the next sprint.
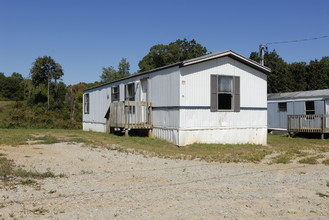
left=0, top=142, right=328, bottom=219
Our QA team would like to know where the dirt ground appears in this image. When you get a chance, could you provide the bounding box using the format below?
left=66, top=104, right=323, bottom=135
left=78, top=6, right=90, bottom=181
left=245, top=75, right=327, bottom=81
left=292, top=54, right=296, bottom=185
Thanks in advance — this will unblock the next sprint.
left=0, top=142, right=328, bottom=219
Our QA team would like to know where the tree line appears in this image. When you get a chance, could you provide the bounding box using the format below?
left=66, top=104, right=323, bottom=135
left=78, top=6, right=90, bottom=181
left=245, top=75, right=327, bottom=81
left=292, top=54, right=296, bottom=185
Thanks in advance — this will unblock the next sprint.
left=250, top=50, right=329, bottom=93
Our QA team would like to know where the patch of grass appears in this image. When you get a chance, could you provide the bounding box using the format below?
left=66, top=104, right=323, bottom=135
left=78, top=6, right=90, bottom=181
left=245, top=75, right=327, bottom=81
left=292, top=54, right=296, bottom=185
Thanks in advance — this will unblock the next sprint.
left=32, top=135, right=59, bottom=144
left=298, top=156, right=319, bottom=164
left=0, top=155, right=61, bottom=183
left=30, top=207, right=49, bottom=215
left=326, top=182, right=329, bottom=187
left=19, top=179, right=37, bottom=185
left=322, top=159, right=329, bottom=165
left=68, top=137, right=88, bottom=143
left=316, top=192, right=329, bottom=198
left=268, top=134, right=329, bottom=164
left=273, top=154, right=291, bottom=164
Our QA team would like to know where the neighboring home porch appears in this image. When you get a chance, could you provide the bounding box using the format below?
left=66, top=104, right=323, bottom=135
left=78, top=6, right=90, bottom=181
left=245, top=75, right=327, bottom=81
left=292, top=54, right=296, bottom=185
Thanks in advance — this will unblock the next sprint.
left=105, top=101, right=152, bottom=136
left=288, top=114, right=329, bottom=139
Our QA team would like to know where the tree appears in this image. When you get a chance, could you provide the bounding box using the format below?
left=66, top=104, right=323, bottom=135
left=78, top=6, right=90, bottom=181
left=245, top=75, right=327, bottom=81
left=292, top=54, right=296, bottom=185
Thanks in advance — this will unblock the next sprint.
left=66, top=83, right=87, bottom=121
left=306, top=57, right=329, bottom=90
left=100, top=58, right=130, bottom=83
left=0, top=72, right=24, bottom=101
left=138, top=38, right=208, bottom=72
left=250, top=50, right=291, bottom=93
left=288, top=62, right=308, bottom=91
left=30, top=56, right=64, bottom=109
left=118, top=58, right=130, bottom=78
left=100, top=66, right=118, bottom=83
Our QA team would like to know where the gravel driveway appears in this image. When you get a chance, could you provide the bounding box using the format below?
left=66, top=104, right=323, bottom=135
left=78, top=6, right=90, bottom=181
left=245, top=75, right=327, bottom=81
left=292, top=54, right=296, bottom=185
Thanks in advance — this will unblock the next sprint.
left=0, top=142, right=328, bottom=219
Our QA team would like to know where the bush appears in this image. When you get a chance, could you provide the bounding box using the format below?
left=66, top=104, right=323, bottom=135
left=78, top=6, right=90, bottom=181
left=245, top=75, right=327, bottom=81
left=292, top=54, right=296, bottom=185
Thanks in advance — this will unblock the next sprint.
left=0, top=101, right=81, bottom=129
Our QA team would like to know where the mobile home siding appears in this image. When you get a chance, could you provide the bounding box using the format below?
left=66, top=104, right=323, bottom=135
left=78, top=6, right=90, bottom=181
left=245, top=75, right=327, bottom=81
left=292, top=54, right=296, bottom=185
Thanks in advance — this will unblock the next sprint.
left=268, top=96, right=328, bottom=130
left=178, top=56, right=267, bottom=145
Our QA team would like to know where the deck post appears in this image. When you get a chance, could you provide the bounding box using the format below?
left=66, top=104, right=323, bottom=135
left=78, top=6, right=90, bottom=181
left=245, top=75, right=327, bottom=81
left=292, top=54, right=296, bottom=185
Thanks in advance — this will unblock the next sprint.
left=125, top=129, right=129, bottom=137
left=148, top=129, right=153, bottom=138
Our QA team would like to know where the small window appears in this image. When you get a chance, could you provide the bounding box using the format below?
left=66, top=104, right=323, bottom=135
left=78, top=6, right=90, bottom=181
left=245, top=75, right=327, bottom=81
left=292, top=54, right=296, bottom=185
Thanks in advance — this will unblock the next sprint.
left=210, top=75, right=240, bottom=112
left=218, top=76, right=233, bottom=110
left=125, top=83, right=135, bottom=101
left=111, top=86, right=119, bottom=102
left=278, top=102, right=287, bottom=112
left=84, top=94, right=89, bottom=114
left=305, top=101, right=315, bottom=115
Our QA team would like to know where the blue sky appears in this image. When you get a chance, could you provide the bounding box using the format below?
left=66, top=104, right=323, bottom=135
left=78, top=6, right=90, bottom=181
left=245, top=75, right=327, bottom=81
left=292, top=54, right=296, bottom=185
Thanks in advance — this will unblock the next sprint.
left=1, top=0, right=329, bottom=85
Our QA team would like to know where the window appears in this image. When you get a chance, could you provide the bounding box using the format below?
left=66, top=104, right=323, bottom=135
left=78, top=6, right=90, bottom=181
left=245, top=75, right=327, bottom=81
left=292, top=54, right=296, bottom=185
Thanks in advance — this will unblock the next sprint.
left=210, top=75, right=240, bottom=112
left=84, top=94, right=89, bottom=114
left=305, top=101, right=315, bottom=115
left=125, top=83, right=135, bottom=101
left=278, top=102, right=287, bottom=112
left=111, top=86, right=119, bottom=102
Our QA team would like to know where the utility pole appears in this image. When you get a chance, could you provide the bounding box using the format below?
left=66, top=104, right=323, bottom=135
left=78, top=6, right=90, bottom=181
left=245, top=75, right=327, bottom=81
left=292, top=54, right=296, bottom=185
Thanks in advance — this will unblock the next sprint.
left=259, top=44, right=265, bottom=66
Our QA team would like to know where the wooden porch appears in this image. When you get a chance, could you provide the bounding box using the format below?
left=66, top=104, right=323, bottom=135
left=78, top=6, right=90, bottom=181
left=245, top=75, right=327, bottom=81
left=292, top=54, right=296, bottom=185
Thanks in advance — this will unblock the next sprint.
left=288, top=114, right=329, bottom=138
left=106, top=101, right=152, bottom=135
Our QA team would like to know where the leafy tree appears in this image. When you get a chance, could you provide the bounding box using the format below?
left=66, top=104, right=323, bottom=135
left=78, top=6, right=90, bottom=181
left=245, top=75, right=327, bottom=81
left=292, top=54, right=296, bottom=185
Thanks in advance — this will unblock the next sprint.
left=118, top=58, right=130, bottom=78
left=100, top=58, right=131, bottom=83
left=138, top=38, right=208, bottom=72
left=0, top=72, right=24, bottom=101
left=306, top=57, right=329, bottom=90
left=0, top=73, right=6, bottom=99
left=66, top=83, right=87, bottom=121
left=30, top=56, right=64, bottom=109
left=100, top=66, right=118, bottom=83
left=250, top=50, right=291, bottom=93
left=288, top=62, right=308, bottom=91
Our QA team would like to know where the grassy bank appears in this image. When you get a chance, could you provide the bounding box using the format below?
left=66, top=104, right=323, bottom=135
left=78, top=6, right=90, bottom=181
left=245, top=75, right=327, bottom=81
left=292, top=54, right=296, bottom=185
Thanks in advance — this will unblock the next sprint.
left=0, top=129, right=328, bottom=165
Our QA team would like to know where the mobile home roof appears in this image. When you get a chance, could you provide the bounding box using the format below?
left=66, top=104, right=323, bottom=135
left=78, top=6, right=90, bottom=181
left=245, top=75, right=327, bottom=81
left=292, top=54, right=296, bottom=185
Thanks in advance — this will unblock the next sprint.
left=268, top=89, right=329, bottom=101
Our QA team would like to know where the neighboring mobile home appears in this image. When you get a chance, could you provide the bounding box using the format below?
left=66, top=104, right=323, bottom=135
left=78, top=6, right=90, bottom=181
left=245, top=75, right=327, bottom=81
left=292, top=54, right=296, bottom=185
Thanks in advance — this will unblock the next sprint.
left=83, top=50, right=270, bottom=146
left=268, top=89, right=329, bottom=137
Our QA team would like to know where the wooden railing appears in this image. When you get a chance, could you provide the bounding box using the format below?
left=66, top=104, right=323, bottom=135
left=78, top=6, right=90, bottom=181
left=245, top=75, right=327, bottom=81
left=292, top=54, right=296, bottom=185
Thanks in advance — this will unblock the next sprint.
left=109, top=101, right=152, bottom=129
left=288, top=114, right=329, bottom=133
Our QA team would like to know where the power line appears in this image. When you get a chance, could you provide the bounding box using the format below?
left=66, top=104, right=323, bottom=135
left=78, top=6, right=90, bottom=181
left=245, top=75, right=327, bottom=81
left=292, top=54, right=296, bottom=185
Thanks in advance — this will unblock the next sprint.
left=264, top=35, right=329, bottom=46
left=259, top=35, right=329, bottom=65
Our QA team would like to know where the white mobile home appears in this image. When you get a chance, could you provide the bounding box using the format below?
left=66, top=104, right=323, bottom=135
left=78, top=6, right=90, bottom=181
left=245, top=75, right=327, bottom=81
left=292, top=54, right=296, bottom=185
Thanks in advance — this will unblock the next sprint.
left=83, top=50, right=270, bottom=146
left=268, top=89, right=329, bottom=136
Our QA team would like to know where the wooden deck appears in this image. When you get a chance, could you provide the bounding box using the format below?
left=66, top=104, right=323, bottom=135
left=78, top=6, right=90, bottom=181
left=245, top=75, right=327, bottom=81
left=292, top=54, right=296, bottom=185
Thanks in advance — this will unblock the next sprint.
left=288, top=114, right=329, bottom=138
left=107, top=101, right=152, bottom=132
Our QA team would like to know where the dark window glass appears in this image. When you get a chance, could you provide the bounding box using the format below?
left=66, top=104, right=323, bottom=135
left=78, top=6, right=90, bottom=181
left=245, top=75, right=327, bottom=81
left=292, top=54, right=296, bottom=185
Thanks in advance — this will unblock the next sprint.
left=218, top=94, right=232, bottom=110
left=125, top=83, right=135, bottom=101
left=111, top=86, right=119, bottom=102
left=278, top=102, right=287, bottom=112
left=305, top=101, right=315, bottom=115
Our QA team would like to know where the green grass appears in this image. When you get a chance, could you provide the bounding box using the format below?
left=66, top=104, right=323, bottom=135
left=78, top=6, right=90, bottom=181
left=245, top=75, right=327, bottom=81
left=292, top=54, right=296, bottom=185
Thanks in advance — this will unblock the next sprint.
left=322, top=159, right=329, bottom=165
left=268, top=134, right=329, bottom=164
left=0, top=151, right=61, bottom=183
left=273, top=154, right=291, bottom=164
left=298, top=156, right=319, bottom=164
left=316, top=192, right=329, bottom=198
left=0, top=129, right=329, bottom=164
